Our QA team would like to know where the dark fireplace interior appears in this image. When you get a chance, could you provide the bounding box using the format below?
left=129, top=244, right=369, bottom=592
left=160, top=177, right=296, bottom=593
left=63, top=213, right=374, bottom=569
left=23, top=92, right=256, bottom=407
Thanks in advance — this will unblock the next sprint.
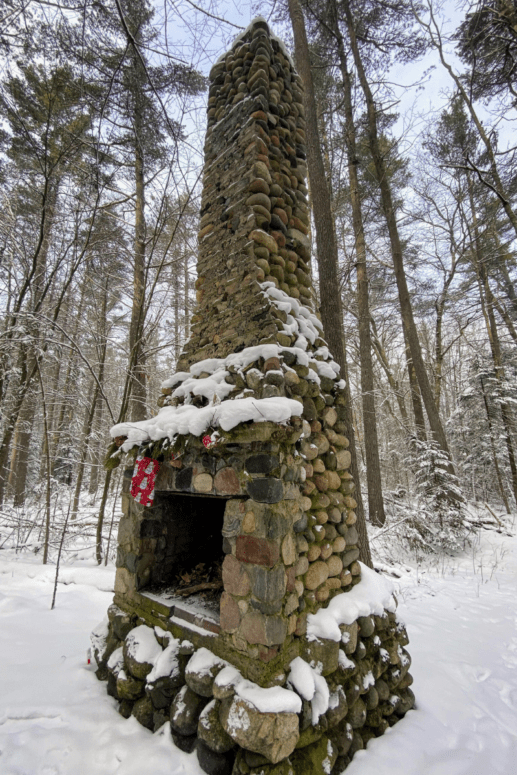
left=143, top=492, right=228, bottom=614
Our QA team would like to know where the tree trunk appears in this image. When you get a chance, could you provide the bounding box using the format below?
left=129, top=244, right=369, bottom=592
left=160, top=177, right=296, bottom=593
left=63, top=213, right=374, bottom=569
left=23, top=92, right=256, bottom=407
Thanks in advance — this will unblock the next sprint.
left=342, top=0, right=454, bottom=472
left=287, top=0, right=372, bottom=566
left=335, top=25, right=386, bottom=527
left=8, top=392, right=35, bottom=507
left=128, top=90, right=148, bottom=423
left=480, top=375, right=511, bottom=513
left=404, top=338, right=427, bottom=443
left=71, top=280, right=109, bottom=517
left=467, top=176, right=517, bottom=506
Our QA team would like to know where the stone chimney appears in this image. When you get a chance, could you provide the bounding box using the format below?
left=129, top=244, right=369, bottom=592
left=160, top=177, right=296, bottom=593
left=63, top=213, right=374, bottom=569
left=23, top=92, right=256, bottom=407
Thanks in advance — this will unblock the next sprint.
left=93, top=18, right=414, bottom=775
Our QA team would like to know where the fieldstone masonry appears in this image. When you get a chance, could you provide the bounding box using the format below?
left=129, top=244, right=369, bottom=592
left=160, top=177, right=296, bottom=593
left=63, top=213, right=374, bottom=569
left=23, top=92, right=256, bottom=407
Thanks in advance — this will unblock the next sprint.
left=94, top=18, right=414, bottom=775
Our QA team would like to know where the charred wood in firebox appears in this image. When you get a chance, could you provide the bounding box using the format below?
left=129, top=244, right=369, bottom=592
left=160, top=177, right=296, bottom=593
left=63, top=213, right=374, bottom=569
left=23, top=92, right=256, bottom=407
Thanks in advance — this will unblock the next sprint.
left=176, top=581, right=223, bottom=597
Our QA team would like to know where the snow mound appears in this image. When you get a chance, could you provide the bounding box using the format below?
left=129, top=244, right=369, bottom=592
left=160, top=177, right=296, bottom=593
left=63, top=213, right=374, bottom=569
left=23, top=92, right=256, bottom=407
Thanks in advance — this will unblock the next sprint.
left=214, top=663, right=302, bottom=714
left=288, top=656, right=329, bottom=723
left=307, top=563, right=397, bottom=642
left=111, top=396, right=303, bottom=451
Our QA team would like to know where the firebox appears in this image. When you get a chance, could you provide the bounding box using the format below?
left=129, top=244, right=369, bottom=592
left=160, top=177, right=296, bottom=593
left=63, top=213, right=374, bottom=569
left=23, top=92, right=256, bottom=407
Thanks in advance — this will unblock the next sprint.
left=144, top=492, right=227, bottom=590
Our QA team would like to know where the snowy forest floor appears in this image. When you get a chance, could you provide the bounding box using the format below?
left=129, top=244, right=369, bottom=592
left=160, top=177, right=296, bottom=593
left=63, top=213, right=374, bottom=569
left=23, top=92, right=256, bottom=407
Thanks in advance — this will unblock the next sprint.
left=1, top=508, right=517, bottom=775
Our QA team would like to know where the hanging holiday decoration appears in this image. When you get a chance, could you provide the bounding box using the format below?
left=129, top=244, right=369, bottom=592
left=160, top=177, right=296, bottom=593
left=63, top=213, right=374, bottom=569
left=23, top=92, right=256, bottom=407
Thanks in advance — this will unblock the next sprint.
left=130, top=455, right=161, bottom=507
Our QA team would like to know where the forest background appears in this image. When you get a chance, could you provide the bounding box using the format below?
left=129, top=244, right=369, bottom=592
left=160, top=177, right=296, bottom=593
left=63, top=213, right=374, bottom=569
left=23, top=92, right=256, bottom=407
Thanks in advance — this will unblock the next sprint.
left=1, top=0, right=516, bottom=566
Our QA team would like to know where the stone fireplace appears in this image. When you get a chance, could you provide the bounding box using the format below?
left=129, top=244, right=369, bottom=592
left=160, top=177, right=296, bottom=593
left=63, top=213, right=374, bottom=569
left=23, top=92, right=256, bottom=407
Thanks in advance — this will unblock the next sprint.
left=92, top=18, right=414, bottom=775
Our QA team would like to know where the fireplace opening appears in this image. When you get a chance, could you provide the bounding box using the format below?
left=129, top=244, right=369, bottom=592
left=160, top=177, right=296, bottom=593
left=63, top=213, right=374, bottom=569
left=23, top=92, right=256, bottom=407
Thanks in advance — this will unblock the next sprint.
left=142, top=491, right=231, bottom=622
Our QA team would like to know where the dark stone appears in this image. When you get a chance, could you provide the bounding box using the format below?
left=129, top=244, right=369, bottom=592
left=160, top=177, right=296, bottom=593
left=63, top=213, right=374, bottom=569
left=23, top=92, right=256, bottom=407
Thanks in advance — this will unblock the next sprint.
left=95, top=666, right=108, bottom=681
left=345, top=527, right=359, bottom=545
left=302, top=398, right=317, bottom=421
left=365, top=686, right=379, bottom=711
left=396, top=688, right=415, bottom=715
left=348, top=731, right=364, bottom=756
left=175, top=467, right=193, bottom=491
left=347, top=698, right=366, bottom=729
left=171, top=731, right=197, bottom=753
left=265, top=514, right=290, bottom=539
left=117, top=673, right=145, bottom=701
left=248, top=564, right=286, bottom=603
left=147, top=676, right=183, bottom=709
left=197, top=740, right=235, bottom=775
left=245, top=454, right=280, bottom=474
left=132, top=695, right=154, bottom=730
left=342, top=547, right=360, bottom=567
left=246, top=478, right=283, bottom=503
left=376, top=679, right=390, bottom=702
left=250, top=598, right=283, bottom=615
left=170, top=685, right=210, bottom=737
left=353, top=640, right=367, bottom=660
left=324, top=524, right=337, bottom=540
left=111, top=611, right=134, bottom=641
left=293, top=514, right=308, bottom=533
left=153, top=710, right=169, bottom=731
left=358, top=616, right=375, bottom=637
left=140, top=519, right=163, bottom=539
left=107, top=671, right=119, bottom=699
left=118, top=699, right=133, bottom=719
left=320, top=377, right=335, bottom=393
left=245, top=750, right=270, bottom=767
left=202, top=454, right=218, bottom=474
left=344, top=681, right=361, bottom=708
left=328, top=721, right=353, bottom=757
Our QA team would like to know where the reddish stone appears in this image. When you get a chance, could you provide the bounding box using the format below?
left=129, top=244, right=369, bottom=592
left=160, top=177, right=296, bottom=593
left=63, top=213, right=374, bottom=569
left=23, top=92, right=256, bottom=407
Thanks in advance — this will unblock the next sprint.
left=258, top=646, right=279, bottom=663
left=236, top=536, right=279, bottom=568
left=264, top=357, right=281, bottom=372
left=222, top=555, right=250, bottom=596
left=256, top=138, right=268, bottom=155
left=170, top=457, right=183, bottom=469
left=214, top=467, right=240, bottom=495
left=295, top=614, right=307, bottom=637
left=286, top=566, right=296, bottom=592
left=314, top=475, right=329, bottom=493
left=273, top=207, right=288, bottom=225
left=271, top=230, right=286, bottom=248
left=220, top=592, right=241, bottom=632
left=292, top=216, right=308, bottom=234
left=256, top=153, right=270, bottom=166
left=251, top=110, right=268, bottom=122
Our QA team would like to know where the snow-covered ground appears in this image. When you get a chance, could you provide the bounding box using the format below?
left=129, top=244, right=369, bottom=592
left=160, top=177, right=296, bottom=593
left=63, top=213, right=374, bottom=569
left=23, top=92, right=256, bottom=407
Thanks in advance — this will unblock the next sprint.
left=1, top=523, right=517, bottom=774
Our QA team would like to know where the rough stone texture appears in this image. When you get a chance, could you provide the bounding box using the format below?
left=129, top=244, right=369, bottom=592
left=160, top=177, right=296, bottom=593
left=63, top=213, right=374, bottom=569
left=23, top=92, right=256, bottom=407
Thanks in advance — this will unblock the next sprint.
left=236, top=536, right=280, bottom=568
left=170, top=685, right=210, bottom=737
left=186, top=657, right=227, bottom=698
left=196, top=740, right=235, bottom=775
left=220, top=592, right=241, bottom=632
left=214, top=467, right=240, bottom=495
left=240, top=611, right=287, bottom=646
left=290, top=735, right=337, bottom=775
left=131, top=695, right=154, bottom=730
left=198, top=700, right=235, bottom=753
left=116, top=673, right=144, bottom=701
left=246, top=478, right=284, bottom=503
left=220, top=696, right=299, bottom=763
left=222, top=555, right=251, bottom=597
